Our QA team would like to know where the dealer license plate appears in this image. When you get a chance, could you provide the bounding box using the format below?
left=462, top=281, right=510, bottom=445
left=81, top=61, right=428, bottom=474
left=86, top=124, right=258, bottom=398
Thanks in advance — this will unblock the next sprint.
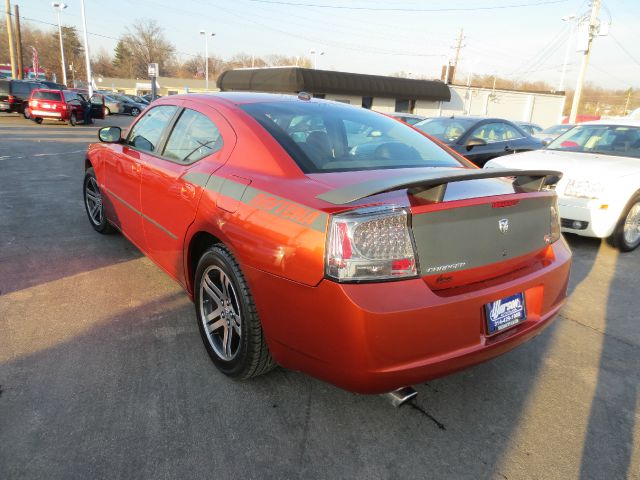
left=485, top=292, right=527, bottom=335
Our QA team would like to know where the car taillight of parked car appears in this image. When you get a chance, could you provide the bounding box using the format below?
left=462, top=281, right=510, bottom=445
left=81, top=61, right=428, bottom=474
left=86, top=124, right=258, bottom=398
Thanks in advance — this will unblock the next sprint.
left=548, top=198, right=561, bottom=244
left=326, top=206, right=418, bottom=282
left=8, top=95, right=15, bottom=103
left=30, top=99, right=38, bottom=108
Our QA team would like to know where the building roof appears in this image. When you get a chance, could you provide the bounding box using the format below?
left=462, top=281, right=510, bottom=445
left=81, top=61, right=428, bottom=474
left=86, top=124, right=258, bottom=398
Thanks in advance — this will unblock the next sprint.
left=217, top=67, right=451, bottom=102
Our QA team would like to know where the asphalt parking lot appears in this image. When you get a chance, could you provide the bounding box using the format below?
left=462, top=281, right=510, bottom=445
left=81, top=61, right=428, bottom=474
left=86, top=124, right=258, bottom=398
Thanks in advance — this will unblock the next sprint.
left=0, top=112, right=638, bottom=480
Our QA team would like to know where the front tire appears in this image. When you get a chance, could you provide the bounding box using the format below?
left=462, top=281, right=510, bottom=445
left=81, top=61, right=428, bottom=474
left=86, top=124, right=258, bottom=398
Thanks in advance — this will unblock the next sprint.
left=610, top=194, right=640, bottom=252
left=131, top=107, right=140, bottom=116
left=69, top=112, right=77, bottom=126
left=194, top=245, right=276, bottom=379
left=83, top=167, right=114, bottom=234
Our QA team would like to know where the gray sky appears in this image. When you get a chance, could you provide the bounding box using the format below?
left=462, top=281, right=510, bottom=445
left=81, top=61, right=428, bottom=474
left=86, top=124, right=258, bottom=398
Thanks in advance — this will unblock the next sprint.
left=14, top=0, right=640, bottom=91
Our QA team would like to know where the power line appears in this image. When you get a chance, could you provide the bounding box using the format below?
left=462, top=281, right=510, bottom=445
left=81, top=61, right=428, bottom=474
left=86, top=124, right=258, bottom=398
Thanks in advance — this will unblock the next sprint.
left=241, top=0, right=568, bottom=12
left=609, top=32, right=640, bottom=68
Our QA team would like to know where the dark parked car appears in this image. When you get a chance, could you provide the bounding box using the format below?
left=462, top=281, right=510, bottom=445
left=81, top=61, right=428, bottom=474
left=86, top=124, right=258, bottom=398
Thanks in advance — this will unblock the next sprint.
left=110, top=93, right=146, bottom=116
left=124, top=94, right=150, bottom=105
left=387, top=112, right=428, bottom=125
left=141, top=93, right=161, bottom=103
left=413, top=116, right=544, bottom=167
left=0, top=79, right=45, bottom=117
left=38, top=80, right=67, bottom=91
left=516, top=121, right=543, bottom=136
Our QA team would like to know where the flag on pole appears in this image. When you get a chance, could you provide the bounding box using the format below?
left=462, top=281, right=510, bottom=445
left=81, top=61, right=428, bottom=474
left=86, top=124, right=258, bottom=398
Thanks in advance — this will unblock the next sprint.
left=31, top=47, right=39, bottom=79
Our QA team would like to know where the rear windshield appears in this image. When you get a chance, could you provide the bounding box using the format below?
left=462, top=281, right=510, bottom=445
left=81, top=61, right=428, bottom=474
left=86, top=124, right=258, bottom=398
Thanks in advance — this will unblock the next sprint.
left=547, top=124, right=640, bottom=158
left=33, top=91, right=62, bottom=101
left=412, top=117, right=477, bottom=143
left=240, top=101, right=462, bottom=173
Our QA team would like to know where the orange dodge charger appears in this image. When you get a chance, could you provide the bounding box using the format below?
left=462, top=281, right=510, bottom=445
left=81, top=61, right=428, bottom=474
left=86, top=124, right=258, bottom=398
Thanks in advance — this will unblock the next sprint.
left=83, top=93, right=571, bottom=396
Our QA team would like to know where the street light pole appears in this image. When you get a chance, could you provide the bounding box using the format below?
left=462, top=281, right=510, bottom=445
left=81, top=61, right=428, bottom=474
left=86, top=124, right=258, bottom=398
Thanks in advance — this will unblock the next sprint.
left=199, top=31, right=215, bottom=90
left=79, top=0, right=92, bottom=96
left=52, top=2, right=67, bottom=86
left=558, top=13, right=576, bottom=92
left=309, top=49, right=324, bottom=69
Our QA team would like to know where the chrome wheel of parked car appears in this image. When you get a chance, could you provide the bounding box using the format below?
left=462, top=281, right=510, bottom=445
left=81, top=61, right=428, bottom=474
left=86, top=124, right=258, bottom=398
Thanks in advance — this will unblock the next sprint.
left=69, top=112, right=77, bottom=126
left=194, top=245, right=276, bottom=378
left=200, top=265, right=242, bottom=361
left=131, top=107, right=140, bottom=116
left=105, top=106, right=111, bottom=115
left=83, top=167, right=114, bottom=234
left=622, top=200, right=640, bottom=249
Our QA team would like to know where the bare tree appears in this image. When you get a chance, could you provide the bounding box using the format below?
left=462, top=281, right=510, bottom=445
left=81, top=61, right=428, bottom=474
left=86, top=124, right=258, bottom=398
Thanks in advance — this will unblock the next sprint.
left=120, top=19, right=176, bottom=77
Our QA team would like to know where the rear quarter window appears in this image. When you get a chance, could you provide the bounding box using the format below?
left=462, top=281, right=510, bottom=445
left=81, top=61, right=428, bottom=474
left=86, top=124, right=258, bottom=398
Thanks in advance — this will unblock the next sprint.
left=34, top=91, right=63, bottom=101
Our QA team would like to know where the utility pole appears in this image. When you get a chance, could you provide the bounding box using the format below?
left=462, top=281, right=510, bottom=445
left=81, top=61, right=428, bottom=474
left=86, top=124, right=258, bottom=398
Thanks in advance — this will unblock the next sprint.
left=569, top=0, right=601, bottom=123
left=624, top=89, right=632, bottom=115
left=4, top=0, right=17, bottom=79
left=451, top=28, right=465, bottom=84
left=14, top=4, right=23, bottom=79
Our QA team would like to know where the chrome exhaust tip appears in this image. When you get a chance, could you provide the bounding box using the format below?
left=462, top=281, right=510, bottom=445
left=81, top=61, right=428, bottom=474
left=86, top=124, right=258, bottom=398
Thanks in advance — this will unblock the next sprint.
left=381, top=386, right=418, bottom=408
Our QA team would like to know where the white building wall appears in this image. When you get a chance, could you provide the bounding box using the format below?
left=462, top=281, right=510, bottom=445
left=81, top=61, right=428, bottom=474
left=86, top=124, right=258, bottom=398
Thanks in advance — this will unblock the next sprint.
left=324, top=94, right=362, bottom=106
left=414, top=100, right=441, bottom=116
left=371, top=97, right=395, bottom=112
left=438, top=86, right=565, bottom=127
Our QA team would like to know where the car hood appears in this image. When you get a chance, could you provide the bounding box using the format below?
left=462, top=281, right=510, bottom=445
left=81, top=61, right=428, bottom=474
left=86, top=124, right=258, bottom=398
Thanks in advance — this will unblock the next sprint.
left=485, top=149, right=640, bottom=179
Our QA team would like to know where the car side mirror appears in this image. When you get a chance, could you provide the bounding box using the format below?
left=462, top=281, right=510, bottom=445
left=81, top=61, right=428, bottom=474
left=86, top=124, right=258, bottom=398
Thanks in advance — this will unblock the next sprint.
left=541, top=138, right=550, bottom=147
left=99, top=126, right=122, bottom=143
left=465, top=137, right=487, bottom=151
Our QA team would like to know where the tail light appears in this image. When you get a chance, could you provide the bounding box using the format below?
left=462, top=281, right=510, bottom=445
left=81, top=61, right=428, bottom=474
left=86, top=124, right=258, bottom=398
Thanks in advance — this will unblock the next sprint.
left=61, top=104, right=67, bottom=110
left=30, top=99, right=38, bottom=108
left=548, top=197, right=561, bottom=244
left=8, top=95, right=16, bottom=103
left=326, top=206, right=418, bottom=282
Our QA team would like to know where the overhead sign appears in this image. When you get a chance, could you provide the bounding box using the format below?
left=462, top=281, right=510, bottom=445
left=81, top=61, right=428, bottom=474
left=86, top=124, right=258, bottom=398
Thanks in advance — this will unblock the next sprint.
left=148, top=63, right=159, bottom=77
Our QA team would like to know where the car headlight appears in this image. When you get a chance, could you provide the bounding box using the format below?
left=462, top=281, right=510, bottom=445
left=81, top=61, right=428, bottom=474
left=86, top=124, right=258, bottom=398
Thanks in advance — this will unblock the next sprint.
left=564, top=179, right=604, bottom=199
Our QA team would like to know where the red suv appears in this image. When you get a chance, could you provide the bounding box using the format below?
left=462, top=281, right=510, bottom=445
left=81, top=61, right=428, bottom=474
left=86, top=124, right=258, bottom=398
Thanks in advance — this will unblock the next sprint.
left=28, top=89, right=105, bottom=125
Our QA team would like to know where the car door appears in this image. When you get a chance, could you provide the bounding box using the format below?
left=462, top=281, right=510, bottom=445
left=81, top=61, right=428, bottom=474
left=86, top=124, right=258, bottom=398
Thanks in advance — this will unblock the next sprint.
left=103, top=104, right=179, bottom=251
left=139, top=101, right=236, bottom=285
left=89, top=94, right=106, bottom=119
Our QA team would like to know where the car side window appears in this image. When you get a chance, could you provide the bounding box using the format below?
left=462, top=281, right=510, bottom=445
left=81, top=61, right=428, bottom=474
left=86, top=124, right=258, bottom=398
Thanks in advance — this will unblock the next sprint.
left=162, top=108, right=223, bottom=164
left=126, top=105, right=178, bottom=154
left=470, top=122, right=523, bottom=144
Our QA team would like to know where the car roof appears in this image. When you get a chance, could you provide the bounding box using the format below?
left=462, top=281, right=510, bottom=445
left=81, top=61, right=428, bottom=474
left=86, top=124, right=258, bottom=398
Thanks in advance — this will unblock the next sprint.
left=161, top=92, right=322, bottom=106
left=580, top=118, right=640, bottom=127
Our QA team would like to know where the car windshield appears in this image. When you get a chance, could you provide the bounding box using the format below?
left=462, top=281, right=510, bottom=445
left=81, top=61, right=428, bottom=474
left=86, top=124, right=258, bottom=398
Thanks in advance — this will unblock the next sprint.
left=241, top=101, right=463, bottom=173
left=547, top=124, right=640, bottom=158
left=33, top=91, right=62, bottom=101
left=542, top=124, right=571, bottom=135
left=412, top=117, right=477, bottom=143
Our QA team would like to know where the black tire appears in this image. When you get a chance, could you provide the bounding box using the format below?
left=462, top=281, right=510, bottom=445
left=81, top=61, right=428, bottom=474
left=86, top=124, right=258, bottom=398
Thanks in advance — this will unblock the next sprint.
left=34, top=117, right=43, bottom=124
left=105, top=106, right=111, bottom=116
left=69, top=112, right=77, bottom=126
left=609, top=194, right=640, bottom=252
left=23, top=105, right=30, bottom=119
left=131, top=107, right=140, bottom=116
left=83, top=167, right=114, bottom=234
left=194, top=244, right=276, bottom=379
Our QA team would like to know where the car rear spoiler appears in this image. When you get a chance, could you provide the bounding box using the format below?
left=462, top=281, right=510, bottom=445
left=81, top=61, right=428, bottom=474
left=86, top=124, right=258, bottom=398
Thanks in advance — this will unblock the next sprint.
left=316, top=168, right=563, bottom=205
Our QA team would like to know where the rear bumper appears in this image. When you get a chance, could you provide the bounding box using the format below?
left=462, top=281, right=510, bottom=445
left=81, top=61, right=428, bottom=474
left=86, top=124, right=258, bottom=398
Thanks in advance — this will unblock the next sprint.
left=246, top=240, right=572, bottom=394
left=31, top=109, right=65, bottom=119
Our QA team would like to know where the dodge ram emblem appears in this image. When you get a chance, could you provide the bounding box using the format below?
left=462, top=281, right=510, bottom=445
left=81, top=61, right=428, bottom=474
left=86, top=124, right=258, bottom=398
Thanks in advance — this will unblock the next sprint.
left=499, top=218, right=509, bottom=234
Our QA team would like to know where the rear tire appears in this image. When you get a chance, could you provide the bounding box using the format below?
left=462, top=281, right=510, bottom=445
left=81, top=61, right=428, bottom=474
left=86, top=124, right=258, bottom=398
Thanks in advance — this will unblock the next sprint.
left=194, top=244, right=276, bottom=379
left=69, top=112, right=77, bottom=126
left=131, top=107, right=140, bottom=116
left=609, top=194, right=640, bottom=252
left=83, top=167, right=114, bottom=234
left=23, top=106, right=30, bottom=119
left=34, top=117, right=43, bottom=124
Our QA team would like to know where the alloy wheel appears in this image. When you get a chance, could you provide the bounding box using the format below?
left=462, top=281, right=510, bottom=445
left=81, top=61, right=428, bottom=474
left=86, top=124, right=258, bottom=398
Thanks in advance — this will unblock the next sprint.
left=85, top=176, right=104, bottom=226
left=623, top=202, right=640, bottom=247
left=199, top=265, right=242, bottom=361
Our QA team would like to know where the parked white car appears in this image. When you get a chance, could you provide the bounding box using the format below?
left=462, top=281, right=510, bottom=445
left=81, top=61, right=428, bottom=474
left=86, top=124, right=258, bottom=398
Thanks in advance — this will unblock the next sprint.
left=484, top=120, right=640, bottom=251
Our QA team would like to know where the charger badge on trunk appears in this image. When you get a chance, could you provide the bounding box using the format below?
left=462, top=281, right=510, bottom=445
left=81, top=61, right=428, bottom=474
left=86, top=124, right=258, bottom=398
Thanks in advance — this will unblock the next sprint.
left=498, top=218, right=509, bottom=234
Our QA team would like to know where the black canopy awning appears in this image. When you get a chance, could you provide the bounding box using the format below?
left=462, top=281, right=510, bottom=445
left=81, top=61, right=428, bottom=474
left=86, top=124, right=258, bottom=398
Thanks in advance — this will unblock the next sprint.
left=216, top=67, right=451, bottom=102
